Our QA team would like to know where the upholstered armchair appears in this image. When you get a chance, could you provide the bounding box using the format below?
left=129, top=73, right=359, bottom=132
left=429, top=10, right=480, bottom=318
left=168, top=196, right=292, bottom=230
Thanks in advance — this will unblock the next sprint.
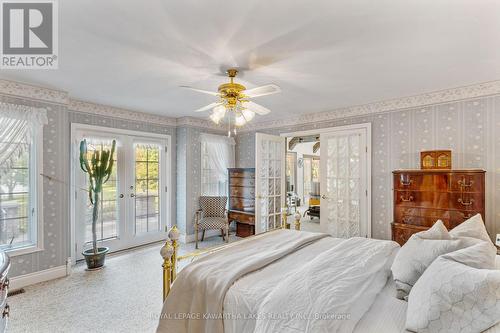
left=195, top=196, right=229, bottom=249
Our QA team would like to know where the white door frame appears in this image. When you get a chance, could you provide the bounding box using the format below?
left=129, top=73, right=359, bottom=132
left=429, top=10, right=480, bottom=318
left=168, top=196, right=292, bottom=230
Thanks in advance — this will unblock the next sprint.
left=280, top=123, right=372, bottom=237
left=70, top=123, right=171, bottom=264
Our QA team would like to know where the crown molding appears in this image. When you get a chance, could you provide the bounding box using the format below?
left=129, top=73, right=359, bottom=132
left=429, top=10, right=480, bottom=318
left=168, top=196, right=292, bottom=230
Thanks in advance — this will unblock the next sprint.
left=241, top=80, right=500, bottom=132
left=2, top=78, right=500, bottom=132
left=68, top=99, right=178, bottom=127
left=175, top=116, right=225, bottom=131
left=0, top=79, right=69, bottom=105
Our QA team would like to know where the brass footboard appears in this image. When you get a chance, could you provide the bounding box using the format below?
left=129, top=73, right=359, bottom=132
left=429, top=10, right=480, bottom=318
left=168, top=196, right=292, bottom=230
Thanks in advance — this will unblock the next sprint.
left=160, top=209, right=298, bottom=301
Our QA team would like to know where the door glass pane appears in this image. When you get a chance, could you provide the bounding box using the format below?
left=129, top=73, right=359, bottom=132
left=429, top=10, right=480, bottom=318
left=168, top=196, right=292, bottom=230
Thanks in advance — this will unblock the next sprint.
left=134, top=143, right=160, bottom=234
left=325, top=133, right=362, bottom=238
left=82, top=138, right=118, bottom=243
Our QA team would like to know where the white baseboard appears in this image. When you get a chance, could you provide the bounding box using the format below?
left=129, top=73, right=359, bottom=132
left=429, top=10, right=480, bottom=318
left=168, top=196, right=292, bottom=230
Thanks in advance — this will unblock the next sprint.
left=10, top=264, right=69, bottom=290
left=180, top=229, right=224, bottom=243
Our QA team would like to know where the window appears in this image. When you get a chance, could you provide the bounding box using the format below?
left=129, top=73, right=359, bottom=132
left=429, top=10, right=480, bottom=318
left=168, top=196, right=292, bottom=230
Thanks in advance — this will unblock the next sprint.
left=200, top=134, right=235, bottom=197
left=0, top=105, right=45, bottom=254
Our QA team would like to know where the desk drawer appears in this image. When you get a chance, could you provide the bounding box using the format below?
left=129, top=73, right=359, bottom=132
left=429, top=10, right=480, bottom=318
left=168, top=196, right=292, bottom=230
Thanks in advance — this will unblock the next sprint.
left=228, top=211, right=254, bottom=224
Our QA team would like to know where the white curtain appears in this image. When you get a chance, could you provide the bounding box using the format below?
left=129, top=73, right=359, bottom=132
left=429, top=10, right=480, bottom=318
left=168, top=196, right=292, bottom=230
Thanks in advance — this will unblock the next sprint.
left=0, top=103, right=47, bottom=172
left=200, top=133, right=235, bottom=196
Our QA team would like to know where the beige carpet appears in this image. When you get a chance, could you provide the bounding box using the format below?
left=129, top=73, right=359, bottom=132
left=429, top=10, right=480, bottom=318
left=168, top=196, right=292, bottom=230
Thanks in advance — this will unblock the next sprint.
left=8, top=235, right=240, bottom=333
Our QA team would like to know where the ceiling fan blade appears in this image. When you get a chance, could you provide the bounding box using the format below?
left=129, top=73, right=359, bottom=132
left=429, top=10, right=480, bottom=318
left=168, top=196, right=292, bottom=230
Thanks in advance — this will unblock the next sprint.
left=195, top=102, right=222, bottom=112
left=245, top=101, right=271, bottom=115
left=243, top=84, right=281, bottom=98
left=180, top=86, right=220, bottom=96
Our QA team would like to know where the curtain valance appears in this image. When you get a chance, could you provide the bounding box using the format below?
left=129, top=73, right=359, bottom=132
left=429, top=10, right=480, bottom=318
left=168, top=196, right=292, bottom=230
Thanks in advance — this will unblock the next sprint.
left=0, top=103, right=48, bottom=171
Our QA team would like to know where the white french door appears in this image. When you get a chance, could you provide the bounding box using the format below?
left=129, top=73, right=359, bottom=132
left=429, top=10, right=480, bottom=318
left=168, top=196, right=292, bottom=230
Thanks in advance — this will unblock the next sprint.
left=320, top=125, right=371, bottom=238
left=255, top=133, right=286, bottom=234
left=72, top=126, right=170, bottom=260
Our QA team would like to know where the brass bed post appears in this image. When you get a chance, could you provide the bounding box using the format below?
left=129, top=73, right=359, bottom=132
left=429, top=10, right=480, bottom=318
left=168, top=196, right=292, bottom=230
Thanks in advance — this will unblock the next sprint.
left=160, top=239, right=174, bottom=301
left=168, top=226, right=180, bottom=281
left=161, top=226, right=180, bottom=301
left=293, top=211, right=301, bottom=230
left=281, top=207, right=288, bottom=229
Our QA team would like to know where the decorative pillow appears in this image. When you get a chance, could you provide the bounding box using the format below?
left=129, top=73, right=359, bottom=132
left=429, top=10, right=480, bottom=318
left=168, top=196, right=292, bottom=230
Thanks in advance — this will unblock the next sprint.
left=391, top=220, right=471, bottom=300
left=406, top=242, right=500, bottom=333
left=449, top=213, right=492, bottom=243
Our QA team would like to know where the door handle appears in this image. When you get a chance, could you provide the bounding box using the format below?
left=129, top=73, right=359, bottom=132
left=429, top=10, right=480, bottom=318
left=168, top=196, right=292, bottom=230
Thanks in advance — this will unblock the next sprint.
left=130, top=193, right=135, bottom=198
left=321, top=195, right=328, bottom=199
left=119, top=194, right=124, bottom=198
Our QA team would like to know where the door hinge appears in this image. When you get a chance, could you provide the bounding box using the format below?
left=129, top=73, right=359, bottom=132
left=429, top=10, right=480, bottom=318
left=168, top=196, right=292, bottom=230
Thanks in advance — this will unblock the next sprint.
left=165, top=146, right=168, bottom=153
left=165, top=186, right=168, bottom=192
left=75, top=190, right=77, bottom=199
left=365, top=146, right=368, bottom=153
left=365, top=189, right=368, bottom=196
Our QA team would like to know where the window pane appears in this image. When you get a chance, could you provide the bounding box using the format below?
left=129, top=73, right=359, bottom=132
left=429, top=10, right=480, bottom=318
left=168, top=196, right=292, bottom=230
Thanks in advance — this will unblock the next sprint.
left=0, top=147, right=32, bottom=249
left=134, top=143, right=161, bottom=233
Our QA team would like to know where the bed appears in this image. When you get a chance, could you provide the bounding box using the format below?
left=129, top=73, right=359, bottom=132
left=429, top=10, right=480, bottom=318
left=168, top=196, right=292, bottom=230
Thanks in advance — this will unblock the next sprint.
left=157, top=228, right=500, bottom=333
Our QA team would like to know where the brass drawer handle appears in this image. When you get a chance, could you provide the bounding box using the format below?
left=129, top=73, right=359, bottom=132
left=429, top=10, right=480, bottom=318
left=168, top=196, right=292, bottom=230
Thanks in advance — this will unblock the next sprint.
left=460, top=212, right=474, bottom=219
left=400, top=195, right=414, bottom=202
left=400, top=179, right=412, bottom=186
left=402, top=216, right=412, bottom=223
left=458, top=179, right=474, bottom=187
left=458, top=198, right=474, bottom=206
left=2, top=304, right=9, bottom=318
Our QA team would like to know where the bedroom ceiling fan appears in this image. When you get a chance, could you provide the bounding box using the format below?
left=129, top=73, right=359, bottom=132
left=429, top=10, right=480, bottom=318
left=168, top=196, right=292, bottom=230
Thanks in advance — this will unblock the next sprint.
left=181, top=68, right=281, bottom=136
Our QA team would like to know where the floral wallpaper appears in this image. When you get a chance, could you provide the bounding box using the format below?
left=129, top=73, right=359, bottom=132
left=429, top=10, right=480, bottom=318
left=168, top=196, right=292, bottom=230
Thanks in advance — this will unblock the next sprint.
left=235, top=96, right=500, bottom=241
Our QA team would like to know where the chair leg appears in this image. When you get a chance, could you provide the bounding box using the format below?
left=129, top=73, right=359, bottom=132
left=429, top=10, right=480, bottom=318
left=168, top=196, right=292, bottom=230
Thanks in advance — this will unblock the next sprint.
left=201, top=230, right=205, bottom=241
left=195, top=224, right=199, bottom=249
left=221, top=228, right=225, bottom=241
left=226, top=225, right=229, bottom=243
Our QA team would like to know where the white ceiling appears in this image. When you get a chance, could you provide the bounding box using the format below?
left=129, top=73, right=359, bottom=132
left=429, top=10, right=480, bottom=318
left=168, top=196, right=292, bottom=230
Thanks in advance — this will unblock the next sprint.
left=1, top=0, right=499, bottom=121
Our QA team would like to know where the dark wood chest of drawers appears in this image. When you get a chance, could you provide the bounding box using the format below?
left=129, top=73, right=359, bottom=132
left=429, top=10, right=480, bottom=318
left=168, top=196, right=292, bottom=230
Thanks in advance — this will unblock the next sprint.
left=392, top=169, right=486, bottom=246
left=228, top=168, right=255, bottom=237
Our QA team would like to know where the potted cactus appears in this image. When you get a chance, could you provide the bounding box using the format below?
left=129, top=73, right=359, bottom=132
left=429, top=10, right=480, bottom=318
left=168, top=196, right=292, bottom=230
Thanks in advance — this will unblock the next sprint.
left=79, top=139, right=116, bottom=270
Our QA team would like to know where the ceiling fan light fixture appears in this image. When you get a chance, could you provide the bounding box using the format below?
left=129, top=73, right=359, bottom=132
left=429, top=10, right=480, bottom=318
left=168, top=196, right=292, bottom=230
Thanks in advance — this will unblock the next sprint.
left=213, top=105, right=226, bottom=117
left=235, top=113, right=247, bottom=127
left=242, top=109, right=255, bottom=121
left=210, top=112, right=222, bottom=124
left=185, top=68, right=280, bottom=135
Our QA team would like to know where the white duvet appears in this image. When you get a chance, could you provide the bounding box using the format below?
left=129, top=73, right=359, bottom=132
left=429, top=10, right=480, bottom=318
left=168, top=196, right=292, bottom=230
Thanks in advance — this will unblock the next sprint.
left=157, top=230, right=399, bottom=333
left=252, top=237, right=399, bottom=333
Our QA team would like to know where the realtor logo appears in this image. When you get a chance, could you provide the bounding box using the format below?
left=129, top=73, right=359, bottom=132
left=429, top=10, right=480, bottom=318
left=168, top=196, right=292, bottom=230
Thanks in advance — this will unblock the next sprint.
left=1, top=0, right=58, bottom=69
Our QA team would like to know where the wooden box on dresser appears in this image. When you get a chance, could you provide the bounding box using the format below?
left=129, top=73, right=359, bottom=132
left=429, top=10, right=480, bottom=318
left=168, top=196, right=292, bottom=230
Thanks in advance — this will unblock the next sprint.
left=228, top=168, right=256, bottom=238
left=0, top=250, right=10, bottom=333
left=392, top=169, right=486, bottom=246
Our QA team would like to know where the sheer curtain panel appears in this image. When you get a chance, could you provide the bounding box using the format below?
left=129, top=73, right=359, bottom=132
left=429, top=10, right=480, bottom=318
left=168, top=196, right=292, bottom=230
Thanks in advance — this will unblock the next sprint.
left=200, top=133, right=235, bottom=196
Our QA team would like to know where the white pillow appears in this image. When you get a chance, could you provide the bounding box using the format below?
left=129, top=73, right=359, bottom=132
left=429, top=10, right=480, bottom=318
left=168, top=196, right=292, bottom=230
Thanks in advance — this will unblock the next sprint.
left=449, top=213, right=492, bottom=243
left=391, top=221, right=475, bottom=299
left=406, top=241, right=500, bottom=333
